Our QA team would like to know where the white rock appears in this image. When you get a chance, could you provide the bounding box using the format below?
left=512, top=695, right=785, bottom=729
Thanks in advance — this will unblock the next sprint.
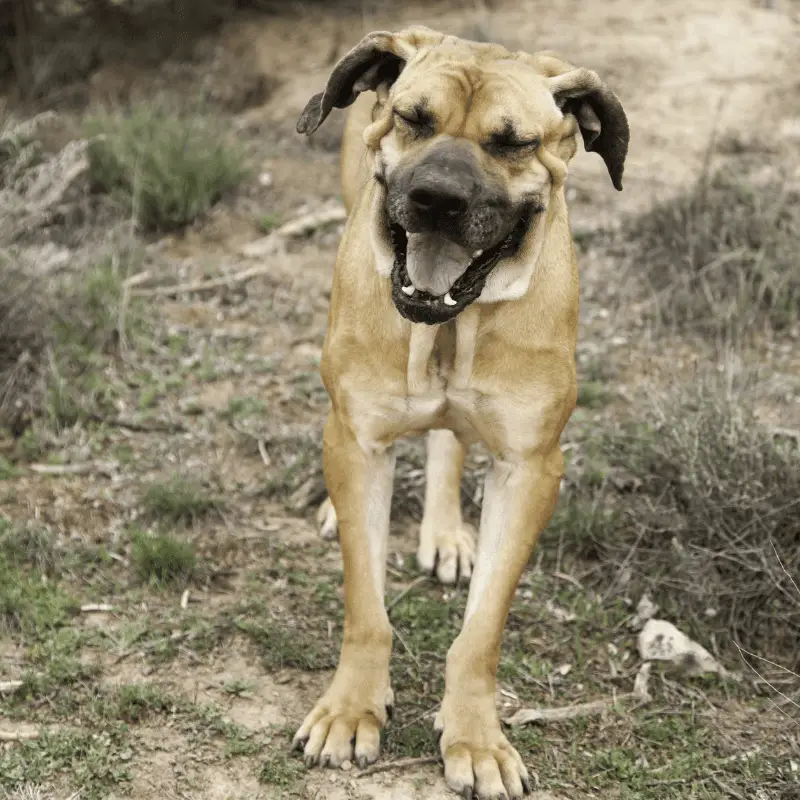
left=638, top=619, right=726, bottom=677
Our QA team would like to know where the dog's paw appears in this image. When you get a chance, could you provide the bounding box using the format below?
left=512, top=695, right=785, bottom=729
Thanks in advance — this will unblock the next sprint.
left=316, top=496, right=338, bottom=541
left=293, top=683, right=393, bottom=769
left=434, top=701, right=530, bottom=799
left=417, top=521, right=476, bottom=585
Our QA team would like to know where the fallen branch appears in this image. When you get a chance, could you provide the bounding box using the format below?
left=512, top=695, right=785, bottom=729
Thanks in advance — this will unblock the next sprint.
left=0, top=680, right=24, bottom=694
left=87, top=414, right=187, bottom=434
left=80, top=603, right=115, bottom=613
left=30, top=461, right=118, bottom=477
left=504, top=663, right=651, bottom=726
left=0, top=729, right=39, bottom=742
left=241, top=206, right=347, bottom=257
left=355, top=755, right=440, bottom=779
left=133, top=205, right=347, bottom=298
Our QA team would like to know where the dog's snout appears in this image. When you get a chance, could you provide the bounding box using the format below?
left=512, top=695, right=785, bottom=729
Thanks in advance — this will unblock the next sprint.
left=408, top=182, right=470, bottom=216
left=405, top=151, right=477, bottom=220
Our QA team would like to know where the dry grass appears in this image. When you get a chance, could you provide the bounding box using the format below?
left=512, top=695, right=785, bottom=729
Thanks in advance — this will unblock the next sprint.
left=549, top=377, right=800, bottom=664
left=625, top=166, right=800, bottom=336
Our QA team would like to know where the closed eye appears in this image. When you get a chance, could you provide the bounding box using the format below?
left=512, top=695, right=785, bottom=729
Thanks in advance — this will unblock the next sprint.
left=393, top=107, right=434, bottom=135
left=487, top=134, right=541, bottom=153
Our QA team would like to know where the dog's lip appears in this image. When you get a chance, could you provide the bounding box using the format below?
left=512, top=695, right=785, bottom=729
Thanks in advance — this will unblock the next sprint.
left=388, top=206, right=537, bottom=325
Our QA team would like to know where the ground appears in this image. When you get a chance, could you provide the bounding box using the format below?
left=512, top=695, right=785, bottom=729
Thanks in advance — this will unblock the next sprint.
left=1, top=0, right=799, bottom=798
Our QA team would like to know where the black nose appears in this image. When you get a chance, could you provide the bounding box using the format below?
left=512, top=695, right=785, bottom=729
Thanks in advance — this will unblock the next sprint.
left=408, top=183, right=470, bottom=216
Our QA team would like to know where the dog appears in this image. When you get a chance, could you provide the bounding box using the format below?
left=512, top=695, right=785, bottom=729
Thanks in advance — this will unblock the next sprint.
left=292, top=26, right=628, bottom=799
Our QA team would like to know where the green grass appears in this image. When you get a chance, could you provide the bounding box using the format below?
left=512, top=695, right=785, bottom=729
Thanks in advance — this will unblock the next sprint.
left=0, top=554, right=75, bottom=638
left=258, top=213, right=281, bottom=233
left=130, top=529, right=196, bottom=587
left=577, top=379, right=611, bottom=409
left=0, top=728, right=133, bottom=800
left=140, top=473, right=224, bottom=526
left=85, top=104, right=248, bottom=231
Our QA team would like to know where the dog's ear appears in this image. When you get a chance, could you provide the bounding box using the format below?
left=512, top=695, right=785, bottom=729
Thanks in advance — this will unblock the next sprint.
left=535, top=56, right=629, bottom=191
left=297, top=29, right=438, bottom=136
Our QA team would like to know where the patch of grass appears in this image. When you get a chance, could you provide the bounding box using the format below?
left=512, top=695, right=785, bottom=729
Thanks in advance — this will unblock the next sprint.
left=130, top=529, right=196, bottom=587
left=237, top=618, right=335, bottom=672
left=625, top=167, right=800, bottom=335
left=258, top=213, right=281, bottom=233
left=0, top=554, right=75, bottom=638
left=576, top=379, right=611, bottom=409
left=85, top=104, right=248, bottom=231
left=259, top=748, right=305, bottom=790
left=113, top=682, right=176, bottom=722
left=1, top=245, right=142, bottom=436
left=0, top=727, right=132, bottom=800
left=140, top=473, right=223, bottom=525
left=554, top=378, right=800, bottom=663
left=0, top=519, right=59, bottom=574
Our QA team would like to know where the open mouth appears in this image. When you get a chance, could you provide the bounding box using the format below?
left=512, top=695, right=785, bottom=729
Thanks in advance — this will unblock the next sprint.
left=389, top=206, right=537, bottom=325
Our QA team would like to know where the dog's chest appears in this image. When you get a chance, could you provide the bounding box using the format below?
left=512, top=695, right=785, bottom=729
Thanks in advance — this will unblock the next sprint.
left=347, top=311, right=491, bottom=449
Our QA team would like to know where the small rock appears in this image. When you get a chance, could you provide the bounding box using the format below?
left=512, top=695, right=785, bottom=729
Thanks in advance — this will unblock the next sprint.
left=638, top=619, right=726, bottom=677
left=340, top=760, right=352, bottom=771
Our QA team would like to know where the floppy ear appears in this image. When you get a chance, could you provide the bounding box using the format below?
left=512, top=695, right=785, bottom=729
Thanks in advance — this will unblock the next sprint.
left=536, top=57, right=629, bottom=191
left=296, top=32, right=411, bottom=136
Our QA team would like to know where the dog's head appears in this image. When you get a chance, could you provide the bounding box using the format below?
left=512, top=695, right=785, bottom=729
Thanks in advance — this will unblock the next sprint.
left=298, top=27, right=629, bottom=324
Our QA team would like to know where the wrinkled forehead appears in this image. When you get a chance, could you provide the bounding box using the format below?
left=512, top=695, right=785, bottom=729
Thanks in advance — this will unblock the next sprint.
left=393, top=47, right=563, bottom=137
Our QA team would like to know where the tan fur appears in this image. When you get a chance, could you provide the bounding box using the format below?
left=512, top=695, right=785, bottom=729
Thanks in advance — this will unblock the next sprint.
left=293, top=27, right=627, bottom=799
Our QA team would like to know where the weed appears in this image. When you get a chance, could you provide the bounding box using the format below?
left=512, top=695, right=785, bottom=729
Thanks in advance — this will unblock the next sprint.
left=259, top=746, right=305, bottom=790
left=130, top=529, right=196, bottom=587
left=258, top=213, right=281, bottom=233
left=576, top=379, right=611, bottom=409
left=0, top=555, right=74, bottom=637
left=625, top=167, right=800, bottom=335
left=113, top=683, right=176, bottom=722
left=140, top=473, right=223, bottom=525
left=0, top=727, right=132, bottom=800
left=85, top=104, right=248, bottom=231
left=553, top=378, right=800, bottom=663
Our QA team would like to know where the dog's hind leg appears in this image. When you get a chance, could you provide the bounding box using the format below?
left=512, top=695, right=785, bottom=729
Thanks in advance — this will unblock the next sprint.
left=316, top=495, right=338, bottom=541
left=294, top=412, right=395, bottom=769
left=417, top=429, right=476, bottom=585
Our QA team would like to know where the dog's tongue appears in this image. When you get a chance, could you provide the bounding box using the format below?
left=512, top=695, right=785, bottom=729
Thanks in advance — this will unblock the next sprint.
left=406, top=232, right=472, bottom=296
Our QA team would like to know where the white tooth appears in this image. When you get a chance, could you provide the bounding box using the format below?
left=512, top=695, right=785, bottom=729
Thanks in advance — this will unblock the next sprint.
left=473, top=249, right=483, bottom=258
left=444, top=292, right=457, bottom=306
left=402, top=284, right=415, bottom=296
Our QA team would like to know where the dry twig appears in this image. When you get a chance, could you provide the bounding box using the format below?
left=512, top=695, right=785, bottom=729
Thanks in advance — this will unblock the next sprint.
left=0, top=729, right=39, bottom=742
left=504, top=663, right=651, bottom=726
left=355, top=755, right=440, bottom=778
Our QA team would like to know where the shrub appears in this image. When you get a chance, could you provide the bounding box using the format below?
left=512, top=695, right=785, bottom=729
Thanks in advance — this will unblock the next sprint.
left=85, top=104, right=248, bottom=231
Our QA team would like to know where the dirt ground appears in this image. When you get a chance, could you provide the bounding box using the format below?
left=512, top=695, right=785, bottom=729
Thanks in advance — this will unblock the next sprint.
left=1, top=0, right=800, bottom=798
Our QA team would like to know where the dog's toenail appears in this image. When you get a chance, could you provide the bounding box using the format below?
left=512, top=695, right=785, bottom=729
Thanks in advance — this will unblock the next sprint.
left=402, top=284, right=415, bottom=295
left=444, top=292, right=456, bottom=306
left=386, top=704, right=394, bottom=721
left=462, top=788, right=473, bottom=800
left=304, top=754, right=317, bottom=768
left=357, top=755, right=370, bottom=769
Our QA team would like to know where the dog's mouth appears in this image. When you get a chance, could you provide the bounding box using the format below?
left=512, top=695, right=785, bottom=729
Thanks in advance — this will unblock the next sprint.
left=389, top=207, right=537, bottom=325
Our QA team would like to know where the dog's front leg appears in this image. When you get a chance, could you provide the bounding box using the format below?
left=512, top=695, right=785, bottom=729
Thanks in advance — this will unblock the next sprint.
left=293, top=412, right=395, bottom=768
left=436, top=447, right=565, bottom=799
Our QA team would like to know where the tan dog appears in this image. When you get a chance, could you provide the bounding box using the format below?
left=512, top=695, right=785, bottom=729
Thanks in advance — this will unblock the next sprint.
left=293, top=26, right=628, bottom=799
